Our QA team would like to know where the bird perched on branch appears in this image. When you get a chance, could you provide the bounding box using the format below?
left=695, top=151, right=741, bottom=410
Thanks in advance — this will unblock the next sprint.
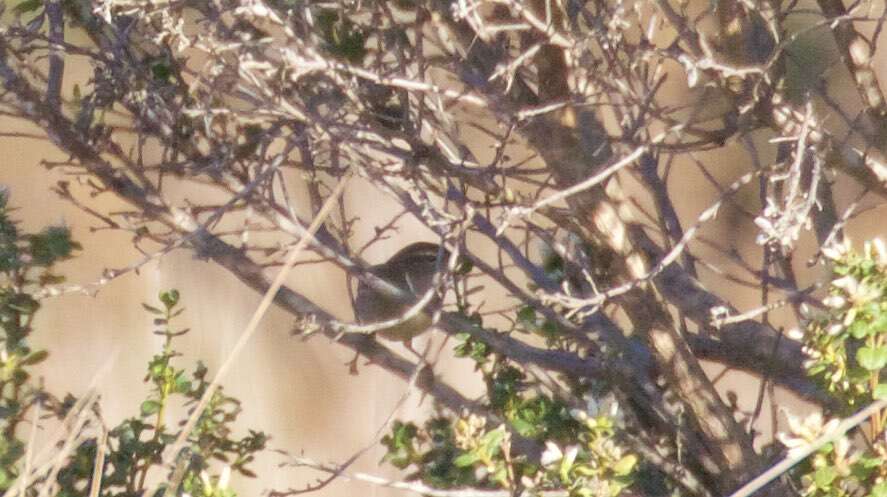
left=354, top=242, right=452, bottom=349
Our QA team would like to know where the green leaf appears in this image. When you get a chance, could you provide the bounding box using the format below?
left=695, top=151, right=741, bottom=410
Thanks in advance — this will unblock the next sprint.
left=871, top=312, right=887, bottom=335
left=151, top=61, right=172, bottom=81
left=510, top=418, right=534, bottom=437
left=807, top=363, right=826, bottom=375
left=12, top=369, right=30, bottom=385
left=390, top=421, right=417, bottom=447
left=0, top=241, right=20, bottom=272
left=873, top=383, right=887, bottom=400
left=542, top=251, right=564, bottom=277
left=871, top=481, right=887, bottom=497
left=20, top=350, right=49, bottom=366
left=559, top=447, right=577, bottom=482
left=479, top=427, right=505, bottom=450
left=813, top=465, right=837, bottom=487
left=173, top=374, right=192, bottom=394
left=491, top=466, right=508, bottom=486
left=6, top=292, right=40, bottom=315
left=857, top=346, right=887, bottom=371
left=849, top=319, right=870, bottom=339
left=453, top=452, right=480, bottom=467
left=612, top=454, right=637, bottom=476
left=455, top=258, right=473, bottom=275
left=27, top=226, right=80, bottom=266
left=316, top=9, right=367, bottom=63
left=540, top=320, right=561, bottom=337
left=517, top=306, right=536, bottom=329
left=159, top=289, right=180, bottom=309
left=142, top=303, right=164, bottom=315
left=140, top=399, right=161, bottom=416
left=856, top=454, right=883, bottom=469
left=0, top=469, right=11, bottom=490
left=14, top=0, right=42, bottom=14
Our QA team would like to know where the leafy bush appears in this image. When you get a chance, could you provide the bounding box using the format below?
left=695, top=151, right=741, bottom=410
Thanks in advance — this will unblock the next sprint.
left=0, top=193, right=266, bottom=497
left=778, top=240, right=887, bottom=497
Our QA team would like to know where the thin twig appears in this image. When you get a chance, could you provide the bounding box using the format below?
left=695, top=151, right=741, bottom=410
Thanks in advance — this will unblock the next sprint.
left=88, top=427, right=108, bottom=497
left=15, top=399, right=41, bottom=497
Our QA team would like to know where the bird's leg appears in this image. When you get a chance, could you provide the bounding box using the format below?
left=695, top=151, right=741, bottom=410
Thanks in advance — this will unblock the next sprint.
left=346, top=350, right=361, bottom=375
left=345, top=334, right=381, bottom=375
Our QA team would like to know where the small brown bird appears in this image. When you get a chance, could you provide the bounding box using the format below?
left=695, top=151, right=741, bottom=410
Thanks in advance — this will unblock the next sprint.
left=354, top=242, right=451, bottom=346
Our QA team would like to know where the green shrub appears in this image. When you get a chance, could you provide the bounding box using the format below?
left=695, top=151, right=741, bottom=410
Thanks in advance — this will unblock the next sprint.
left=0, top=192, right=267, bottom=497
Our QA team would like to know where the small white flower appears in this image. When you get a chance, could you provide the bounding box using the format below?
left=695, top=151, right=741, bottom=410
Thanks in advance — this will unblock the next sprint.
left=562, top=445, right=579, bottom=468
left=778, top=409, right=839, bottom=459
left=92, top=0, right=114, bottom=24
left=873, top=238, right=887, bottom=266
left=786, top=327, right=805, bottom=341
left=541, top=441, right=563, bottom=467
left=850, top=282, right=880, bottom=305
left=827, top=324, right=843, bottom=336
left=783, top=410, right=834, bottom=443
left=250, top=2, right=269, bottom=17
left=821, top=240, right=849, bottom=261
left=777, top=432, right=810, bottom=459
left=822, top=295, right=846, bottom=308
left=218, top=466, right=231, bottom=489
left=831, top=275, right=858, bottom=292
left=800, top=303, right=813, bottom=318
left=777, top=431, right=806, bottom=449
